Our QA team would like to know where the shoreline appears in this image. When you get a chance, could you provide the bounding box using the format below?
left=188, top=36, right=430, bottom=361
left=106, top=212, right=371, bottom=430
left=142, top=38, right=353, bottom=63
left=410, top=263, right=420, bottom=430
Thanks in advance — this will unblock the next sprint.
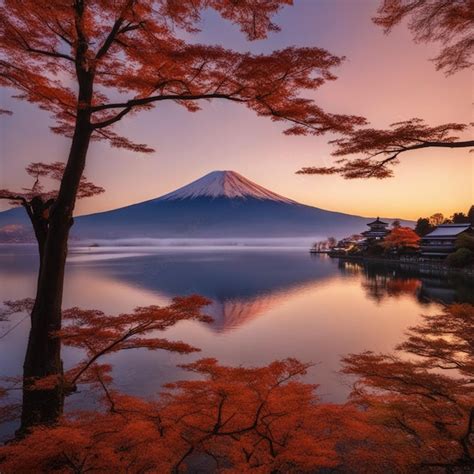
left=332, top=254, right=474, bottom=279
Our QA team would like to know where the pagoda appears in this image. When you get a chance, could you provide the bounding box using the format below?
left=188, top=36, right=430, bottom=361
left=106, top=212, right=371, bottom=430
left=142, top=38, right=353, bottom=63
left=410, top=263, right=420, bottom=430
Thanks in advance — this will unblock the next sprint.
left=362, top=217, right=389, bottom=242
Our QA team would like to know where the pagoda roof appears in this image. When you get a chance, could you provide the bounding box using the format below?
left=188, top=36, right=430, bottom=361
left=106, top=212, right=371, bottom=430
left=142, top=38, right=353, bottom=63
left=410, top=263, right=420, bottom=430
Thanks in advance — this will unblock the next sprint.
left=367, top=217, right=388, bottom=226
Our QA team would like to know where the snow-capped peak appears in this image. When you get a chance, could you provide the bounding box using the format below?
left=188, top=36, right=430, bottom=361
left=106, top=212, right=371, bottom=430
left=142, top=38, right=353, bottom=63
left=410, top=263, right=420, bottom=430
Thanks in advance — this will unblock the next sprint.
left=158, top=171, right=297, bottom=204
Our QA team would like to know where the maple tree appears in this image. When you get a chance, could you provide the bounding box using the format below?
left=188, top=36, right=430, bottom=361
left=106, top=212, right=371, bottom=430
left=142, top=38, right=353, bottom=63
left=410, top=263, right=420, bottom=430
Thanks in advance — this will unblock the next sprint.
left=0, top=0, right=365, bottom=430
left=341, top=303, right=474, bottom=471
left=373, top=0, right=473, bottom=76
left=1, top=302, right=472, bottom=472
left=0, top=357, right=364, bottom=473
left=381, top=226, right=420, bottom=250
left=297, top=0, right=473, bottom=179
left=0, top=162, right=103, bottom=259
left=298, top=118, right=473, bottom=179
left=0, top=295, right=210, bottom=433
left=2, top=297, right=342, bottom=469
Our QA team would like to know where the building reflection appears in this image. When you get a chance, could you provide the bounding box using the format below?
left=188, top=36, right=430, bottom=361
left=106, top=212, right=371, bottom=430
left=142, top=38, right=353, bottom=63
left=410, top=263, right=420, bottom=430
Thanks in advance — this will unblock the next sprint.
left=337, top=259, right=473, bottom=305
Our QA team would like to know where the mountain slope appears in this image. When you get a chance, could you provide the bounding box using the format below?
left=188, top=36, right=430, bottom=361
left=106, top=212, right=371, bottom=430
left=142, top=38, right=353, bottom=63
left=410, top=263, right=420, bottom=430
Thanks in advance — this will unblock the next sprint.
left=0, top=171, right=410, bottom=241
left=72, top=171, right=406, bottom=239
left=158, top=170, right=295, bottom=203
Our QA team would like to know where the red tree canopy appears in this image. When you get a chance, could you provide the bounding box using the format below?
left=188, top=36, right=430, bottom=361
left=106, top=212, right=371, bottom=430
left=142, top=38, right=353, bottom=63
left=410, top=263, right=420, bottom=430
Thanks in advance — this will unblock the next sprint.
left=296, top=0, right=473, bottom=180
left=1, top=303, right=472, bottom=471
left=0, top=0, right=365, bottom=155
left=381, top=226, right=420, bottom=249
left=298, top=118, right=473, bottom=179
left=373, top=0, right=473, bottom=75
left=342, top=304, right=474, bottom=470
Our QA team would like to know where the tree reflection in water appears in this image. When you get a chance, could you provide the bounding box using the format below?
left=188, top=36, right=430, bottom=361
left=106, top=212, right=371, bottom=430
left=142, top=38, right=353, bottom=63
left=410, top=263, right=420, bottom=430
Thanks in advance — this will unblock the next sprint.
left=338, top=259, right=474, bottom=306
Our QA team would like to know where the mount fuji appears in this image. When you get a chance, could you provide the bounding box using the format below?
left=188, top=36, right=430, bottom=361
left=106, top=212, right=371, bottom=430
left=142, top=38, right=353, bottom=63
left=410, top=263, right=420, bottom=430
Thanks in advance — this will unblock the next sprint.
left=0, top=171, right=408, bottom=241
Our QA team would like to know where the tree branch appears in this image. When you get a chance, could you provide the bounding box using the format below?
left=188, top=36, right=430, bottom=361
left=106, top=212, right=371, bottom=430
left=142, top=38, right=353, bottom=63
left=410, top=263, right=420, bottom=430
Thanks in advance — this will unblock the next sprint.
left=91, top=92, right=247, bottom=113
left=9, top=23, right=74, bottom=62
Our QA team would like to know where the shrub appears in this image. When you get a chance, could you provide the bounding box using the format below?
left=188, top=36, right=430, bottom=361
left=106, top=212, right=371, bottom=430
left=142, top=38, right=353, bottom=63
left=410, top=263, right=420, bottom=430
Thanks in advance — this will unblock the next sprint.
left=455, top=233, right=474, bottom=251
left=446, top=248, right=473, bottom=268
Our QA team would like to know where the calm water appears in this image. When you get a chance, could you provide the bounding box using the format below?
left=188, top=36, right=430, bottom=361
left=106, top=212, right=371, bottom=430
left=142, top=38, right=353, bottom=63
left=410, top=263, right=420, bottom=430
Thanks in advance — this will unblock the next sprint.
left=0, top=244, right=472, bottom=437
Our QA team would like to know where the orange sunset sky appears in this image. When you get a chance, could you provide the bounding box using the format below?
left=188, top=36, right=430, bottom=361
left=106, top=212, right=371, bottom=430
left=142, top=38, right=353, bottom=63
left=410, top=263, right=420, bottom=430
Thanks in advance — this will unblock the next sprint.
left=0, top=0, right=472, bottom=220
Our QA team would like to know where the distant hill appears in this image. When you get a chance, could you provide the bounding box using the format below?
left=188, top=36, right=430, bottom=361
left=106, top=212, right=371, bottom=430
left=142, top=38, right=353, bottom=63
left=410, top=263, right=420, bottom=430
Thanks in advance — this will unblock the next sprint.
left=0, top=171, right=412, bottom=241
left=0, top=223, right=33, bottom=243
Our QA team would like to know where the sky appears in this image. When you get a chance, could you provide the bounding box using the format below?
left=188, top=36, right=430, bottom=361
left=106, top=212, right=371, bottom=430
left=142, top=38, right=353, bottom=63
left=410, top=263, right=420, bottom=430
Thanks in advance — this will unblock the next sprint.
left=0, top=0, right=472, bottom=220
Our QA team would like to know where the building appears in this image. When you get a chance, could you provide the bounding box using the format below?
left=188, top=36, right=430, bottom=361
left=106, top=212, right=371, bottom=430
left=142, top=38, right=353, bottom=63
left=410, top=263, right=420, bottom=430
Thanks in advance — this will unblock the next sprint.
left=420, top=223, right=472, bottom=258
left=361, top=217, right=390, bottom=242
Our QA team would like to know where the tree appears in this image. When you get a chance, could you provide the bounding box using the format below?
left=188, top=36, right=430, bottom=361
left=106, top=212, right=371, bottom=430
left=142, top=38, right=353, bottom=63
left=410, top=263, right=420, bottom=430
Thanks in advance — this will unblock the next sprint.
left=1, top=300, right=473, bottom=471
left=391, top=219, right=401, bottom=229
left=341, top=304, right=474, bottom=471
left=469, top=206, right=474, bottom=225
left=297, top=0, right=473, bottom=179
left=158, top=358, right=349, bottom=472
left=373, top=0, right=473, bottom=76
left=381, top=226, right=420, bottom=251
left=456, top=232, right=474, bottom=251
left=297, top=119, right=473, bottom=179
left=311, top=240, right=327, bottom=252
left=327, top=236, right=337, bottom=248
left=0, top=162, right=103, bottom=431
left=429, top=212, right=445, bottom=226
left=0, top=295, right=211, bottom=433
left=414, top=217, right=433, bottom=237
left=451, top=212, right=470, bottom=224
left=447, top=248, right=473, bottom=268
left=0, top=357, right=362, bottom=472
left=0, top=161, right=103, bottom=264
left=0, top=0, right=364, bottom=430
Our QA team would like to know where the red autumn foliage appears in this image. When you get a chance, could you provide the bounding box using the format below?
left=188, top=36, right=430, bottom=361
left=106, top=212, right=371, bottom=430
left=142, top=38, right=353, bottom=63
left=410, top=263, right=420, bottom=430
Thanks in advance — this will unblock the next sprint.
left=0, top=359, right=365, bottom=473
left=59, top=295, right=212, bottom=388
left=298, top=118, right=473, bottom=179
left=381, top=226, right=420, bottom=250
left=342, top=303, right=474, bottom=471
left=0, top=295, right=211, bottom=392
left=1, top=302, right=472, bottom=472
left=160, top=358, right=349, bottom=472
left=373, top=0, right=473, bottom=75
left=0, top=0, right=364, bottom=152
left=295, top=1, right=473, bottom=179
left=0, top=3, right=367, bottom=428
left=397, top=303, right=474, bottom=377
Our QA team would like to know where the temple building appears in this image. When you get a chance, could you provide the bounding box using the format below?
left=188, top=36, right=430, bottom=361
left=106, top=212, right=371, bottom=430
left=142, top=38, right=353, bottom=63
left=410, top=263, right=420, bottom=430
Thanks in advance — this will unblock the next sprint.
left=420, top=223, right=472, bottom=258
left=361, top=217, right=390, bottom=242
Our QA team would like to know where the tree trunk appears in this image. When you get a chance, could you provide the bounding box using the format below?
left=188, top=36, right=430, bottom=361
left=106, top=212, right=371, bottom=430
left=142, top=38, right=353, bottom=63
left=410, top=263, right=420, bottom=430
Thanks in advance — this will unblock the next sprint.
left=19, top=110, right=92, bottom=433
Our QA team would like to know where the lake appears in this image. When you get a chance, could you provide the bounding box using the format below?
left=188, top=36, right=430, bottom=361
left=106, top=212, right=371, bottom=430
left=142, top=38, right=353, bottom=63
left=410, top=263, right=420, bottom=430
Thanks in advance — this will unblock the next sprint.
left=0, top=244, right=472, bottom=439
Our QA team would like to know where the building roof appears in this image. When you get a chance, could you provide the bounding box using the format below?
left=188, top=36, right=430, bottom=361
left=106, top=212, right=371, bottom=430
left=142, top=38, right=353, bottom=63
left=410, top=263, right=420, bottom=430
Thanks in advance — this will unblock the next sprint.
left=362, top=230, right=388, bottom=236
left=420, top=252, right=453, bottom=256
left=423, top=223, right=471, bottom=239
left=367, top=217, right=388, bottom=226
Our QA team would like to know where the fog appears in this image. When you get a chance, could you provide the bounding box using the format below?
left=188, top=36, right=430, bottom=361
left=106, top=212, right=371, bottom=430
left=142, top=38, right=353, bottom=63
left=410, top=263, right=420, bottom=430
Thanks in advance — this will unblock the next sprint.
left=72, top=237, right=323, bottom=250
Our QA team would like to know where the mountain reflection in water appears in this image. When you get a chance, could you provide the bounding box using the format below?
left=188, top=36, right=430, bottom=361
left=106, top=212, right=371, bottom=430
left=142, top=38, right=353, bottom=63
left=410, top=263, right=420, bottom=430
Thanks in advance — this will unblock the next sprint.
left=70, top=250, right=342, bottom=332
left=0, top=245, right=472, bottom=408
